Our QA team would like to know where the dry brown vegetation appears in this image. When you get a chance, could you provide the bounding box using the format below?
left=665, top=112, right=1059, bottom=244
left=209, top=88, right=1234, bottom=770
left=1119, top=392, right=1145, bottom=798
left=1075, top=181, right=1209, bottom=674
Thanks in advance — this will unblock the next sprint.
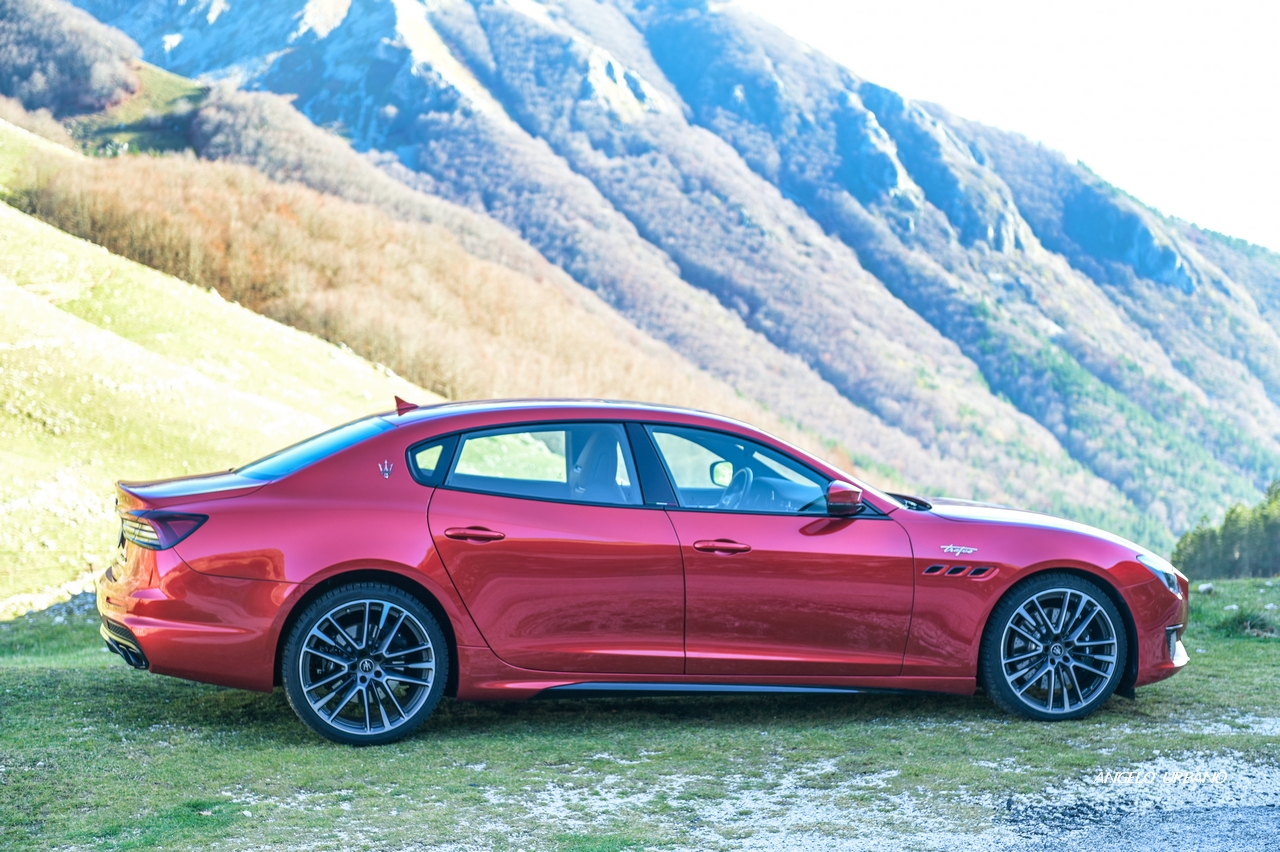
left=0, top=95, right=74, bottom=147
left=10, top=151, right=862, bottom=471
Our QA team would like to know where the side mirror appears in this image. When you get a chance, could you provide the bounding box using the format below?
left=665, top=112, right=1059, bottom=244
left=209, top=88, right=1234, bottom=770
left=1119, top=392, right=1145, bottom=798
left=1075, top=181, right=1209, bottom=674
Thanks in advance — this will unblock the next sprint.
left=826, top=480, right=863, bottom=516
left=710, top=460, right=734, bottom=487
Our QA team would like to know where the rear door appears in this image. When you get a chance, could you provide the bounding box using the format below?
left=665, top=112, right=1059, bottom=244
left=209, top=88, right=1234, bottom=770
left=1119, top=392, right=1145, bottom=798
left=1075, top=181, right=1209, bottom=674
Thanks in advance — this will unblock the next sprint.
left=644, top=424, right=915, bottom=677
left=427, top=422, right=685, bottom=674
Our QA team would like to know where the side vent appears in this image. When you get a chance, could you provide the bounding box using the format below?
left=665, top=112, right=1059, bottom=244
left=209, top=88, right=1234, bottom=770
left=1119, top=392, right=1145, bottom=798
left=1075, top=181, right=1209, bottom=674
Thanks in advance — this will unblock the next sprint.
left=923, top=564, right=946, bottom=575
left=945, top=565, right=968, bottom=576
left=969, top=566, right=991, bottom=577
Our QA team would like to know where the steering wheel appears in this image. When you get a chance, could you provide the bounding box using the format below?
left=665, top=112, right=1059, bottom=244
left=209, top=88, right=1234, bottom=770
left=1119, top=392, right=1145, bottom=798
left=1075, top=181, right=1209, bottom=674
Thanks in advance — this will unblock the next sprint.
left=717, top=466, right=754, bottom=510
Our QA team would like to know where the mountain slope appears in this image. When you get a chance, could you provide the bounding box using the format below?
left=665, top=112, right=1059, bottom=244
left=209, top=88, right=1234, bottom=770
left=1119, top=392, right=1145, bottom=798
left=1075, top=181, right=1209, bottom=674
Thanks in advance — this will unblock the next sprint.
left=624, top=3, right=1279, bottom=537
left=68, top=0, right=1176, bottom=548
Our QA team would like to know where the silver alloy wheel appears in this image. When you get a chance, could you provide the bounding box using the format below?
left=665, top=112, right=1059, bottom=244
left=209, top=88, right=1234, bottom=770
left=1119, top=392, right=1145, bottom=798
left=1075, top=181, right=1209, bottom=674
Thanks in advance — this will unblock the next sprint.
left=999, top=587, right=1118, bottom=715
left=298, top=598, right=436, bottom=736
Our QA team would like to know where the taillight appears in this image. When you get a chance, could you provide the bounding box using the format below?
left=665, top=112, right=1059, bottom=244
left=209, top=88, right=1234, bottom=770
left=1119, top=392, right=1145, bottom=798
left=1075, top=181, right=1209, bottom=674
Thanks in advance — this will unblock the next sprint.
left=121, top=511, right=207, bottom=550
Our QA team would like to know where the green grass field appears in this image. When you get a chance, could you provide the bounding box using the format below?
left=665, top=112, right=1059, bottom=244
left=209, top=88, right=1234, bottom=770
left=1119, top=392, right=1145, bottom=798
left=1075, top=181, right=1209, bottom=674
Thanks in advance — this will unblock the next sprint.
left=0, top=581, right=1276, bottom=850
left=65, top=63, right=208, bottom=156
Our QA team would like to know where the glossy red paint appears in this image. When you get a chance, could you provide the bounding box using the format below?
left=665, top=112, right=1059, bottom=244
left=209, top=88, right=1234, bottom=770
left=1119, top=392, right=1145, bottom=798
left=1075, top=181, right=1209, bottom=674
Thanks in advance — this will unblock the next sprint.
left=428, top=487, right=685, bottom=674
left=669, top=511, right=913, bottom=677
left=97, top=399, right=1188, bottom=715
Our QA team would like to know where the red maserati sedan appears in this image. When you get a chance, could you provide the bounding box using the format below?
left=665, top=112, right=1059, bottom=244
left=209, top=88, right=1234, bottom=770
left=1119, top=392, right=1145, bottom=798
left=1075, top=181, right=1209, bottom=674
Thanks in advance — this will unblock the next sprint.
left=98, top=399, right=1189, bottom=744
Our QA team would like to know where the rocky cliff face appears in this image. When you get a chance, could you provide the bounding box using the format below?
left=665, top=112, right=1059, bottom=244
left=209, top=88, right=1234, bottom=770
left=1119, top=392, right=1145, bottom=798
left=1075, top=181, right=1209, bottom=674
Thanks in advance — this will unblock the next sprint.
left=71, top=0, right=1280, bottom=548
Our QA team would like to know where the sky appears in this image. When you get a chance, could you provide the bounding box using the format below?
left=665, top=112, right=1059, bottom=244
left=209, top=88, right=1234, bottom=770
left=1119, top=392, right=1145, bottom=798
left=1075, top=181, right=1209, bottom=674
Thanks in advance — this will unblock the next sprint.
left=736, top=0, right=1280, bottom=252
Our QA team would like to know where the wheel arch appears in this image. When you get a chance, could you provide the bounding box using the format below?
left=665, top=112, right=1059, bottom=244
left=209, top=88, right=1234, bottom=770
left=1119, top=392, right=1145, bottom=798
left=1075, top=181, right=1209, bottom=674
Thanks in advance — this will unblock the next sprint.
left=976, top=566, right=1138, bottom=699
left=273, top=568, right=461, bottom=698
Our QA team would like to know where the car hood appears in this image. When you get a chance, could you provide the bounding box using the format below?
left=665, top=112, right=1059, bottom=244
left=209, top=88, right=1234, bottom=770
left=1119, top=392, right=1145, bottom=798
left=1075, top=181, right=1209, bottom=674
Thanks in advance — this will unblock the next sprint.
left=118, top=471, right=265, bottom=510
left=925, top=498, right=1144, bottom=552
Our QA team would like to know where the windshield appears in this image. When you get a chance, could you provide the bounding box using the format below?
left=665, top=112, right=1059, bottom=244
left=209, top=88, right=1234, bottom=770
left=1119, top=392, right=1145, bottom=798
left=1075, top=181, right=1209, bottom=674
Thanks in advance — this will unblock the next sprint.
left=237, top=417, right=395, bottom=481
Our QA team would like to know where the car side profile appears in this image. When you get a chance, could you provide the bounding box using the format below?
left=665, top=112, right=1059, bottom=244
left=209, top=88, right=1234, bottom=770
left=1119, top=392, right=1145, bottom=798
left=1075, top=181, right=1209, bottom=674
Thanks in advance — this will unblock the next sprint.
left=98, top=399, right=1189, bottom=744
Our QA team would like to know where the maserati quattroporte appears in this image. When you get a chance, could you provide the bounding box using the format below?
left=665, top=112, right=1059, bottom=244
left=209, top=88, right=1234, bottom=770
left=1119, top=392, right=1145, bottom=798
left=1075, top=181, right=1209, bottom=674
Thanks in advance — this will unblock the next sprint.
left=98, top=399, right=1188, bottom=744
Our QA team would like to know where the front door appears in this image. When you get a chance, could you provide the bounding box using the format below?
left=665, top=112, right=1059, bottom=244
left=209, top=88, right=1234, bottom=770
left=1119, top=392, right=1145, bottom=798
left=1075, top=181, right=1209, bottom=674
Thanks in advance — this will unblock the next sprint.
left=428, top=422, right=684, bottom=674
left=646, top=424, right=915, bottom=677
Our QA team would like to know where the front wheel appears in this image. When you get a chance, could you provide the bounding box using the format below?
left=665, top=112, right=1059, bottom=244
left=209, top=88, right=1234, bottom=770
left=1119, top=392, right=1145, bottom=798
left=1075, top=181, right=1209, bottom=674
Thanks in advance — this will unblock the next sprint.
left=980, top=572, right=1127, bottom=721
left=282, top=582, right=448, bottom=745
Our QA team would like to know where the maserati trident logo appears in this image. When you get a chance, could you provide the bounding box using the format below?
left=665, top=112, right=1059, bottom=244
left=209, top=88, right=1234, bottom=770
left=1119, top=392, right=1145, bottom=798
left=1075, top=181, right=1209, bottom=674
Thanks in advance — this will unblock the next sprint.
left=941, top=544, right=977, bottom=555
left=378, top=460, right=394, bottom=479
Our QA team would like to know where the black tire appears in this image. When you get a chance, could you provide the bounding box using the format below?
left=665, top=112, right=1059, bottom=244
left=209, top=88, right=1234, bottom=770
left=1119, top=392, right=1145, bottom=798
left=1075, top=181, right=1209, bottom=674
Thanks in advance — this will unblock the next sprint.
left=282, top=582, right=448, bottom=745
left=980, top=572, right=1127, bottom=721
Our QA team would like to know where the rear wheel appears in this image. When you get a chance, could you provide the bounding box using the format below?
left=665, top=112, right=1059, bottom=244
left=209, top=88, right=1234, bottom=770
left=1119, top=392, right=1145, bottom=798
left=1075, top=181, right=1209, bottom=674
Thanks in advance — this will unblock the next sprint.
left=980, top=572, right=1127, bottom=721
left=282, top=582, right=448, bottom=745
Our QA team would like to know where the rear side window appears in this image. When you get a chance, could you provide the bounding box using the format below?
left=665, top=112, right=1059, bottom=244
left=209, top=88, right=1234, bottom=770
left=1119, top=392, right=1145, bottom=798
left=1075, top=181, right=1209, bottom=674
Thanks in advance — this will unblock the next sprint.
left=445, top=423, right=641, bottom=506
left=237, top=416, right=395, bottom=481
left=406, top=435, right=460, bottom=486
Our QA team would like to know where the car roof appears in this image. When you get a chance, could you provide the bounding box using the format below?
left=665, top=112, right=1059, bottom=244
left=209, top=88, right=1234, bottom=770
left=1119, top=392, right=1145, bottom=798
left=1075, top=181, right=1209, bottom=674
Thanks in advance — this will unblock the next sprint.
left=381, top=398, right=751, bottom=430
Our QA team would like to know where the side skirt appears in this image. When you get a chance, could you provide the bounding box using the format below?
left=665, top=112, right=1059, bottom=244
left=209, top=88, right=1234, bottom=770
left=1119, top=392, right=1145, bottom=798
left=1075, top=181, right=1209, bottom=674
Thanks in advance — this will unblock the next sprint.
left=537, top=682, right=882, bottom=698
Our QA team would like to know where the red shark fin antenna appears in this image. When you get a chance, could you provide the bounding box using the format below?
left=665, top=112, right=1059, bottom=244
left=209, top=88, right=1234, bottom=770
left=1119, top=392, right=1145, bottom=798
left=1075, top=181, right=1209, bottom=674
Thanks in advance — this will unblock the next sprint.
left=394, top=396, right=419, bottom=416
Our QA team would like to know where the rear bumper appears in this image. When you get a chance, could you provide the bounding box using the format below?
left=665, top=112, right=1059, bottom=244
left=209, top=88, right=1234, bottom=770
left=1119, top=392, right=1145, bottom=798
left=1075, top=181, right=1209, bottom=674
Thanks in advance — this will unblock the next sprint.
left=95, top=554, right=294, bottom=692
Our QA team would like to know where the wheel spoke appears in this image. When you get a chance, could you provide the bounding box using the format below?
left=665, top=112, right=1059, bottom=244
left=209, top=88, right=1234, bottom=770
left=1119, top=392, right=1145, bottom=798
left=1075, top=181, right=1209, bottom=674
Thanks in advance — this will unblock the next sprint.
left=361, top=685, right=371, bottom=733
left=1012, top=661, right=1051, bottom=695
left=387, top=643, right=433, bottom=659
left=325, top=679, right=361, bottom=719
left=303, top=647, right=352, bottom=668
left=1066, top=605, right=1100, bottom=644
left=1008, top=623, right=1043, bottom=647
left=382, top=683, right=407, bottom=719
left=1076, top=653, right=1116, bottom=664
left=1055, top=592, right=1074, bottom=634
left=323, top=615, right=353, bottom=644
left=376, top=610, right=408, bottom=656
left=1064, top=592, right=1086, bottom=635
left=375, top=685, right=392, bottom=730
left=384, top=672, right=432, bottom=687
left=1070, top=659, right=1112, bottom=679
left=1004, top=649, right=1043, bottom=665
left=307, top=674, right=353, bottom=711
left=1013, top=605, right=1043, bottom=635
left=304, top=669, right=349, bottom=693
left=1031, top=598, right=1055, bottom=634
left=373, top=603, right=394, bottom=651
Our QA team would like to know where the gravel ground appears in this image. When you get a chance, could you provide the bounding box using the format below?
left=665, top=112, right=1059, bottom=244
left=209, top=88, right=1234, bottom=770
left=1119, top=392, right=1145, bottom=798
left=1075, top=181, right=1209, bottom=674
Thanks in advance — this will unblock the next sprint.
left=504, top=752, right=1280, bottom=851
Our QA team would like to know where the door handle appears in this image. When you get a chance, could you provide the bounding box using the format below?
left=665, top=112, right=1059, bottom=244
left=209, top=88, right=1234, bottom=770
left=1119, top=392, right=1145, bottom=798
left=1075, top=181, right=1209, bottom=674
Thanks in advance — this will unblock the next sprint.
left=443, top=527, right=506, bottom=543
left=693, top=539, right=751, bottom=554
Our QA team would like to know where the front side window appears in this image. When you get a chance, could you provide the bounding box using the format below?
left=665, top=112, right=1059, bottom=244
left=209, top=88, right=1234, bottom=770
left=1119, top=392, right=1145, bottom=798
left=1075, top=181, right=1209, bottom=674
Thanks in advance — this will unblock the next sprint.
left=446, top=423, right=641, bottom=506
left=647, top=425, right=827, bottom=514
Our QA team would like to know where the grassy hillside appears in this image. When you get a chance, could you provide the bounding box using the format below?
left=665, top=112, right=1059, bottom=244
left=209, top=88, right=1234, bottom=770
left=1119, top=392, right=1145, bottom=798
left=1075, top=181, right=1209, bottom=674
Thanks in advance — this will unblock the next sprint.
left=0, top=122, right=440, bottom=612
left=66, top=61, right=205, bottom=155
